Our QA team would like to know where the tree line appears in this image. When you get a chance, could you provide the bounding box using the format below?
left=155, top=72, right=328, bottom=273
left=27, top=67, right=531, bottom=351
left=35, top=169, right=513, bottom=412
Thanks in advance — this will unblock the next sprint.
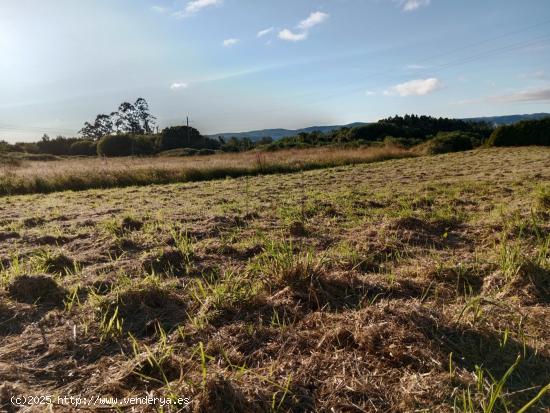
left=2, top=105, right=549, bottom=158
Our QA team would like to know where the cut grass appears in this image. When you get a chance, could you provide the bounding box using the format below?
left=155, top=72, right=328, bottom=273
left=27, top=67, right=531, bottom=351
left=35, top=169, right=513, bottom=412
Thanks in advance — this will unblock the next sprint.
left=0, top=147, right=548, bottom=412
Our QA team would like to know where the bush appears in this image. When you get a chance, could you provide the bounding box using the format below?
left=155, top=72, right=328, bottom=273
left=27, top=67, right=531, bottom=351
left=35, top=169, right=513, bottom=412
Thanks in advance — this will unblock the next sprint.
left=415, top=132, right=475, bottom=155
left=487, top=118, right=550, bottom=147
left=37, top=135, right=79, bottom=155
left=383, top=136, right=423, bottom=148
left=132, top=135, right=158, bottom=155
left=70, top=140, right=97, bottom=156
left=197, top=148, right=216, bottom=156
left=158, top=126, right=219, bottom=151
left=16, top=142, right=40, bottom=154
left=97, top=134, right=134, bottom=157
left=158, top=148, right=199, bottom=157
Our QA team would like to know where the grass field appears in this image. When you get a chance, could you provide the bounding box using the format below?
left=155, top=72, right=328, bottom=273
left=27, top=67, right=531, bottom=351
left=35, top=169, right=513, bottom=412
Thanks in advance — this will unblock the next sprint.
left=0, top=145, right=410, bottom=196
left=0, top=147, right=549, bottom=412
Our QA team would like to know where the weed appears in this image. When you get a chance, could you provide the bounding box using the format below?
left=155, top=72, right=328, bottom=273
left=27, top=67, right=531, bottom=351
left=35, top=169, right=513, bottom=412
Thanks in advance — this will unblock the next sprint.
left=252, top=239, right=325, bottom=289
left=31, top=250, right=77, bottom=276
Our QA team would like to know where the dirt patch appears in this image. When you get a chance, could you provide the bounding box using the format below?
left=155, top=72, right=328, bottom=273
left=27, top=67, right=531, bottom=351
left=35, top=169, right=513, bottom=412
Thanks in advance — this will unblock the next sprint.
left=386, top=216, right=463, bottom=247
left=100, top=284, right=187, bottom=337
left=504, top=261, right=550, bottom=305
left=120, top=216, right=143, bottom=232
left=6, top=275, right=67, bottom=307
left=22, top=217, right=45, bottom=228
left=289, top=221, right=307, bottom=237
left=142, top=247, right=188, bottom=276
left=0, top=232, right=19, bottom=242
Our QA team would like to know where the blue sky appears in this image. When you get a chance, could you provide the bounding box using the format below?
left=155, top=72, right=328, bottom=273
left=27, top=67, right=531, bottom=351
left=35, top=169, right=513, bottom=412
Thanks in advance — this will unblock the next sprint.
left=1, top=0, right=550, bottom=141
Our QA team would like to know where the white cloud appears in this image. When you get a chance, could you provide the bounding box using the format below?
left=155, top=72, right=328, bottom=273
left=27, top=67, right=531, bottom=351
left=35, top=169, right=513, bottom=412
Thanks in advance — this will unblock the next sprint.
left=396, top=0, right=431, bottom=12
left=278, top=29, right=308, bottom=42
left=488, top=87, right=550, bottom=103
left=298, top=11, right=330, bottom=30
left=279, top=11, right=329, bottom=42
left=223, top=38, right=240, bottom=47
left=186, top=0, right=221, bottom=13
left=173, top=0, right=222, bottom=18
left=151, top=6, right=167, bottom=13
left=257, top=27, right=274, bottom=38
left=384, top=78, right=442, bottom=96
left=170, top=82, right=188, bottom=90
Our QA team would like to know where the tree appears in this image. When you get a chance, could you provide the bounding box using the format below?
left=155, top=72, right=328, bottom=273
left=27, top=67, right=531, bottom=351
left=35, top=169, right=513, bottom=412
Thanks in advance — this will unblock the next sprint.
left=80, top=114, right=114, bottom=139
left=158, top=126, right=219, bottom=151
left=487, top=118, right=550, bottom=147
left=135, top=98, right=156, bottom=134
left=79, top=98, right=157, bottom=139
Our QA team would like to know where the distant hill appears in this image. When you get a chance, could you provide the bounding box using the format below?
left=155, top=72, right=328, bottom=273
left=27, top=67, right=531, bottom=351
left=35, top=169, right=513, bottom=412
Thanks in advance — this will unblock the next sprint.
left=207, top=122, right=368, bottom=141
left=463, top=113, right=550, bottom=126
left=208, top=114, right=550, bottom=141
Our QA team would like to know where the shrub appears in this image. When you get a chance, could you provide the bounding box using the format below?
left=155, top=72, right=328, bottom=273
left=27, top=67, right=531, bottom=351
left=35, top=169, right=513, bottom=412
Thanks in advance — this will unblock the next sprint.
left=158, top=126, right=219, bottom=151
left=70, top=140, right=97, bottom=156
left=0, top=141, right=12, bottom=153
left=383, top=136, right=423, bottom=148
left=132, top=135, right=158, bottom=155
left=97, top=134, right=134, bottom=157
left=415, top=132, right=475, bottom=155
left=158, top=148, right=199, bottom=157
left=487, top=117, right=550, bottom=147
left=37, top=135, right=80, bottom=155
left=197, top=148, right=216, bottom=156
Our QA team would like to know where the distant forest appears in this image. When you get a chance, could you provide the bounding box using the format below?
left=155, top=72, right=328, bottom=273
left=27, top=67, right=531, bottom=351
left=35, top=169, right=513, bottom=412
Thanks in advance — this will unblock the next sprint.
left=1, top=99, right=549, bottom=158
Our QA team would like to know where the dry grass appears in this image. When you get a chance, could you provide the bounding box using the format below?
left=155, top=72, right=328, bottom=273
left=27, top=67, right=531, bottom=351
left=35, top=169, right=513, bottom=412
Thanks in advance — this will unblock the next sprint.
left=0, top=146, right=549, bottom=412
left=0, top=145, right=411, bottom=196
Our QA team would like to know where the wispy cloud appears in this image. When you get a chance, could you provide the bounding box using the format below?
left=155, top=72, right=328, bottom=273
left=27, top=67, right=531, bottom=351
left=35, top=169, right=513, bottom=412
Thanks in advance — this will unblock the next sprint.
left=395, top=0, right=431, bottom=12
left=257, top=27, right=274, bottom=38
left=278, top=29, right=308, bottom=42
left=170, top=82, right=189, bottom=90
left=486, top=87, right=550, bottom=103
left=150, top=6, right=167, bottom=13
left=519, top=70, right=547, bottom=80
left=298, top=11, right=330, bottom=30
left=406, top=64, right=431, bottom=70
left=223, top=38, right=240, bottom=47
left=173, top=0, right=222, bottom=18
left=384, top=78, right=442, bottom=96
left=279, top=11, right=329, bottom=42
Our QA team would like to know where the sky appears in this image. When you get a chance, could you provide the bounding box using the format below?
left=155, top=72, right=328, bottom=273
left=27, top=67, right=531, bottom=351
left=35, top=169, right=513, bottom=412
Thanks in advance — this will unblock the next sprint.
left=1, top=0, right=550, bottom=142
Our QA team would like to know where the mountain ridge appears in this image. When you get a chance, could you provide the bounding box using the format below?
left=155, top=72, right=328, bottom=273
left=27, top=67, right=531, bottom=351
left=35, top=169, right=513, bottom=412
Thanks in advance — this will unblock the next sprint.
left=208, top=113, right=550, bottom=141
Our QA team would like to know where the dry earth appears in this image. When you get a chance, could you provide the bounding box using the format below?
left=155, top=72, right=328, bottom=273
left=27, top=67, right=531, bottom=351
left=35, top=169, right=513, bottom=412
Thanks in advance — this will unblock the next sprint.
left=0, top=147, right=549, bottom=412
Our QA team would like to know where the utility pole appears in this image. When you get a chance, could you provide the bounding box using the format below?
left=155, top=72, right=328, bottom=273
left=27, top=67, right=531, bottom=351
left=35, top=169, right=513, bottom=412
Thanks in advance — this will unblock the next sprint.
left=186, top=116, right=190, bottom=145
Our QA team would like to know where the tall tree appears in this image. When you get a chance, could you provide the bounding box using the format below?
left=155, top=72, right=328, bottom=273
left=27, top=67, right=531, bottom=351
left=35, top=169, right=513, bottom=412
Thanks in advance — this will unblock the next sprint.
left=135, top=98, right=156, bottom=134
left=79, top=98, right=156, bottom=139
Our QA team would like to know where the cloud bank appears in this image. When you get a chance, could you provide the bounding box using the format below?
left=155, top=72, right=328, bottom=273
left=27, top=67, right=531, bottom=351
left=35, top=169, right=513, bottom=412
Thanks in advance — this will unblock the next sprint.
left=457, top=87, right=550, bottom=105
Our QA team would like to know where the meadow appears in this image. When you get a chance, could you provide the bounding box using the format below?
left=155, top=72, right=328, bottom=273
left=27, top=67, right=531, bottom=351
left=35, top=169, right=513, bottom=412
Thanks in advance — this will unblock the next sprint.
left=0, top=146, right=549, bottom=412
left=0, top=145, right=410, bottom=196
